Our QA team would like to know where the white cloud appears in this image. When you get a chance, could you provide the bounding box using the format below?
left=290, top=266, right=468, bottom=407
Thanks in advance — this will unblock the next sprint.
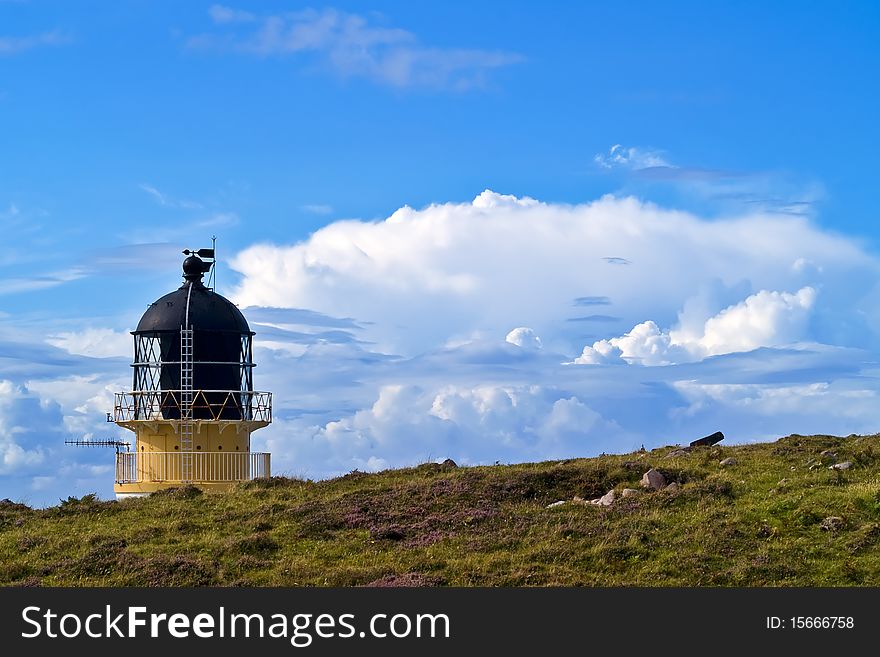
left=230, top=190, right=873, bottom=357
left=284, top=383, right=633, bottom=477
left=575, top=287, right=816, bottom=366
left=191, top=7, right=522, bottom=90
left=0, top=380, right=47, bottom=475
left=505, top=327, right=542, bottom=351
left=46, top=328, right=131, bottom=359
left=0, top=267, right=90, bottom=295
left=594, top=144, right=672, bottom=170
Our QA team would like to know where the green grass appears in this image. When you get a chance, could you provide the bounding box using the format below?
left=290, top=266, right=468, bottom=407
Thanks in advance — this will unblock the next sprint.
left=3, top=433, right=880, bottom=586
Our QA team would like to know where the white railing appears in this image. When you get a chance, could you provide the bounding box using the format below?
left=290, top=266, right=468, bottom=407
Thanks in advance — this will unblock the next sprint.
left=115, top=451, right=270, bottom=484
left=113, top=390, right=272, bottom=423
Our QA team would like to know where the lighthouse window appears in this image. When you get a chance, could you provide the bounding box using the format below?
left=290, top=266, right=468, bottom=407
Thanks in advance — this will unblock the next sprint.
left=235, top=446, right=239, bottom=451
left=218, top=445, right=223, bottom=451
left=174, top=445, right=179, bottom=451
left=196, top=445, right=201, bottom=450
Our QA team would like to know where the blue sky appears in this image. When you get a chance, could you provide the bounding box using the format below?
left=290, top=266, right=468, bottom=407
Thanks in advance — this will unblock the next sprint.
left=1, top=1, right=880, bottom=506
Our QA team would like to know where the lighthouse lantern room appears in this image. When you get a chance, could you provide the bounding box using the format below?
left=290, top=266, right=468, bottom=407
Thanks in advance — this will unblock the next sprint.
left=111, top=248, right=272, bottom=498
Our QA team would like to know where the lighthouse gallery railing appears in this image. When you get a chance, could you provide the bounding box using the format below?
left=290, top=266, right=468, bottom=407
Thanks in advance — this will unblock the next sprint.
left=113, top=390, right=272, bottom=423
left=115, top=451, right=270, bottom=484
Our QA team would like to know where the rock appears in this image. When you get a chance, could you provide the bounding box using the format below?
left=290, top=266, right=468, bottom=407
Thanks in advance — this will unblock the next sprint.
left=719, top=457, right=737, bottom=466
left=546, top=500, right=566, bottom=509
left=665, top=447, right=691, bottom=458
left=819, top=450, right=837, bottom=459
left=621, top=488, right=640, bottom=498
left=664, top=482, right=681, bottom=492
left=440, top=458, right=458, bottom=469
left=640, top=468, right=666, bottom=491
left=830, top=461, right=852, bottom=470
left=820, top=516, right=844, bottom=531
left=595, top=490, right=615, bottom=506
left=690, top=431, right=724, bottom=447
left=572, top=495, right=586, bottom=504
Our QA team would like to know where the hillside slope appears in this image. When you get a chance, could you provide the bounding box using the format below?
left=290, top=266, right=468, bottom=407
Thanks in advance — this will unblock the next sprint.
left=2, top=434, right=880, bottom=586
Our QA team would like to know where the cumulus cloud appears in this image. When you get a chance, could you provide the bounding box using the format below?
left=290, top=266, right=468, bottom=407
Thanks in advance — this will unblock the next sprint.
left=191, top=7, right=522, bottom=90
left=231, top=190, right=874, bottom=357
left=575, top=287, right=817, bottom=366
left=283, top=383, right=633, bottom=477
left=0, top=380, right=49, bottom=475
left=505, top=327, right=543, bottom=351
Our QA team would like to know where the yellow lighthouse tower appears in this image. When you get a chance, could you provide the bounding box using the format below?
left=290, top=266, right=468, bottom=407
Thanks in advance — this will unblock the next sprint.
left=111, top=249, right=271, bottom=499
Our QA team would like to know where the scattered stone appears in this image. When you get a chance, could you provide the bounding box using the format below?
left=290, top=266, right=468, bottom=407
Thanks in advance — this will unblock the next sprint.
left=641, top=468, right=667, bottom=491
left=820, top=516, right=844, bottom=531
left=720, top=457, right=738, bottom=467
left=777, top=478, right=790, bottom=486
left=690, top=431, right=724, bottom=447
left=621, top=488, right=640, bottom=498
left=830, top=461, right=852, bottom=471
left=595, top=490, right=616, bottom=506
left=664, top=482, right=681, bottom=493
left=440, top=458, right=458, bottom=469
left=665, top=447, right=691, bottom=458
left=572, top=495, right=586, bottom=504
left=546, top=500, right=566, bottom=509
left=819, top=450, right=837, bottom=459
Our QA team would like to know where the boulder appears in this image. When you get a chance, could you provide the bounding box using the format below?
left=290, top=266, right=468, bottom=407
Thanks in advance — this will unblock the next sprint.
left=830, top=461, right=852, bottom=471
left=595, top=490, right=616, bottom=506
left=640, top=468, right=666, bottom=491
left=440, top=458, right=458, bottom=469
left=720, top=457, right=738, bottom=467
left=819, top=450, right=837, bottom=459
left=546, top=500, right=566, bottom=509
left=664, top=482, right=681, bottom=492
left=621, top=488, right=640, bottom=498
left=665, top=447, right=691, bottom=458
left=689, top=431, right=724, bottom=447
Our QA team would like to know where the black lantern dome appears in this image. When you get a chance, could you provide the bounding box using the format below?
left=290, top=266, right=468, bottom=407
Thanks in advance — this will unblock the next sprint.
left=131, top=255, right=255, bottom=420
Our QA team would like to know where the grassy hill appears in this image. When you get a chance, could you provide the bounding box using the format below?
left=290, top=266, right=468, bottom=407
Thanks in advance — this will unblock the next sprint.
left=3, top=433, right=880, bottom=586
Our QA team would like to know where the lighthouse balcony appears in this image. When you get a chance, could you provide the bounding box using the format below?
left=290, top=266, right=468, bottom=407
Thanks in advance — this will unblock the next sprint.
left=115, top=450, right=271, bottom=486
left=113, top=389, right=272, bottom=425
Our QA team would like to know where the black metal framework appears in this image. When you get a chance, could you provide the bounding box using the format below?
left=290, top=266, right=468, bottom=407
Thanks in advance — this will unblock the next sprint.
left=131, top=329, right=255, bottom=420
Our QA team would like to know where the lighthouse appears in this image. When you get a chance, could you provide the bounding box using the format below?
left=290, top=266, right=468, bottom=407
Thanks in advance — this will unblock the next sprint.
left=111, top=249, right=272, bottom=499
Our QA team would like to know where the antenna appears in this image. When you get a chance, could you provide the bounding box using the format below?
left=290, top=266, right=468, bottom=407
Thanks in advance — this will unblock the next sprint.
left=209, top=235, right=216, bottom=290
left=65, top=439, right=131, bottom=454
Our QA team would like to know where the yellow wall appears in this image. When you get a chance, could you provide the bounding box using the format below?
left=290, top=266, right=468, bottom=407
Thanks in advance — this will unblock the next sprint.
left=135, top=422, right=251, bottom=454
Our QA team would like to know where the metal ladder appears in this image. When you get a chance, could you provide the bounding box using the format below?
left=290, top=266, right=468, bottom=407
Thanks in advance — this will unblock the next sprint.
left=180, top=327, right=194, bottom=482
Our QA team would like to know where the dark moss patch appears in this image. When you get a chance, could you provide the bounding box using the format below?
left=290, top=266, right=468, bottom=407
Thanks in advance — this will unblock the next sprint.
left=228, top=532, right=280, bottom=557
